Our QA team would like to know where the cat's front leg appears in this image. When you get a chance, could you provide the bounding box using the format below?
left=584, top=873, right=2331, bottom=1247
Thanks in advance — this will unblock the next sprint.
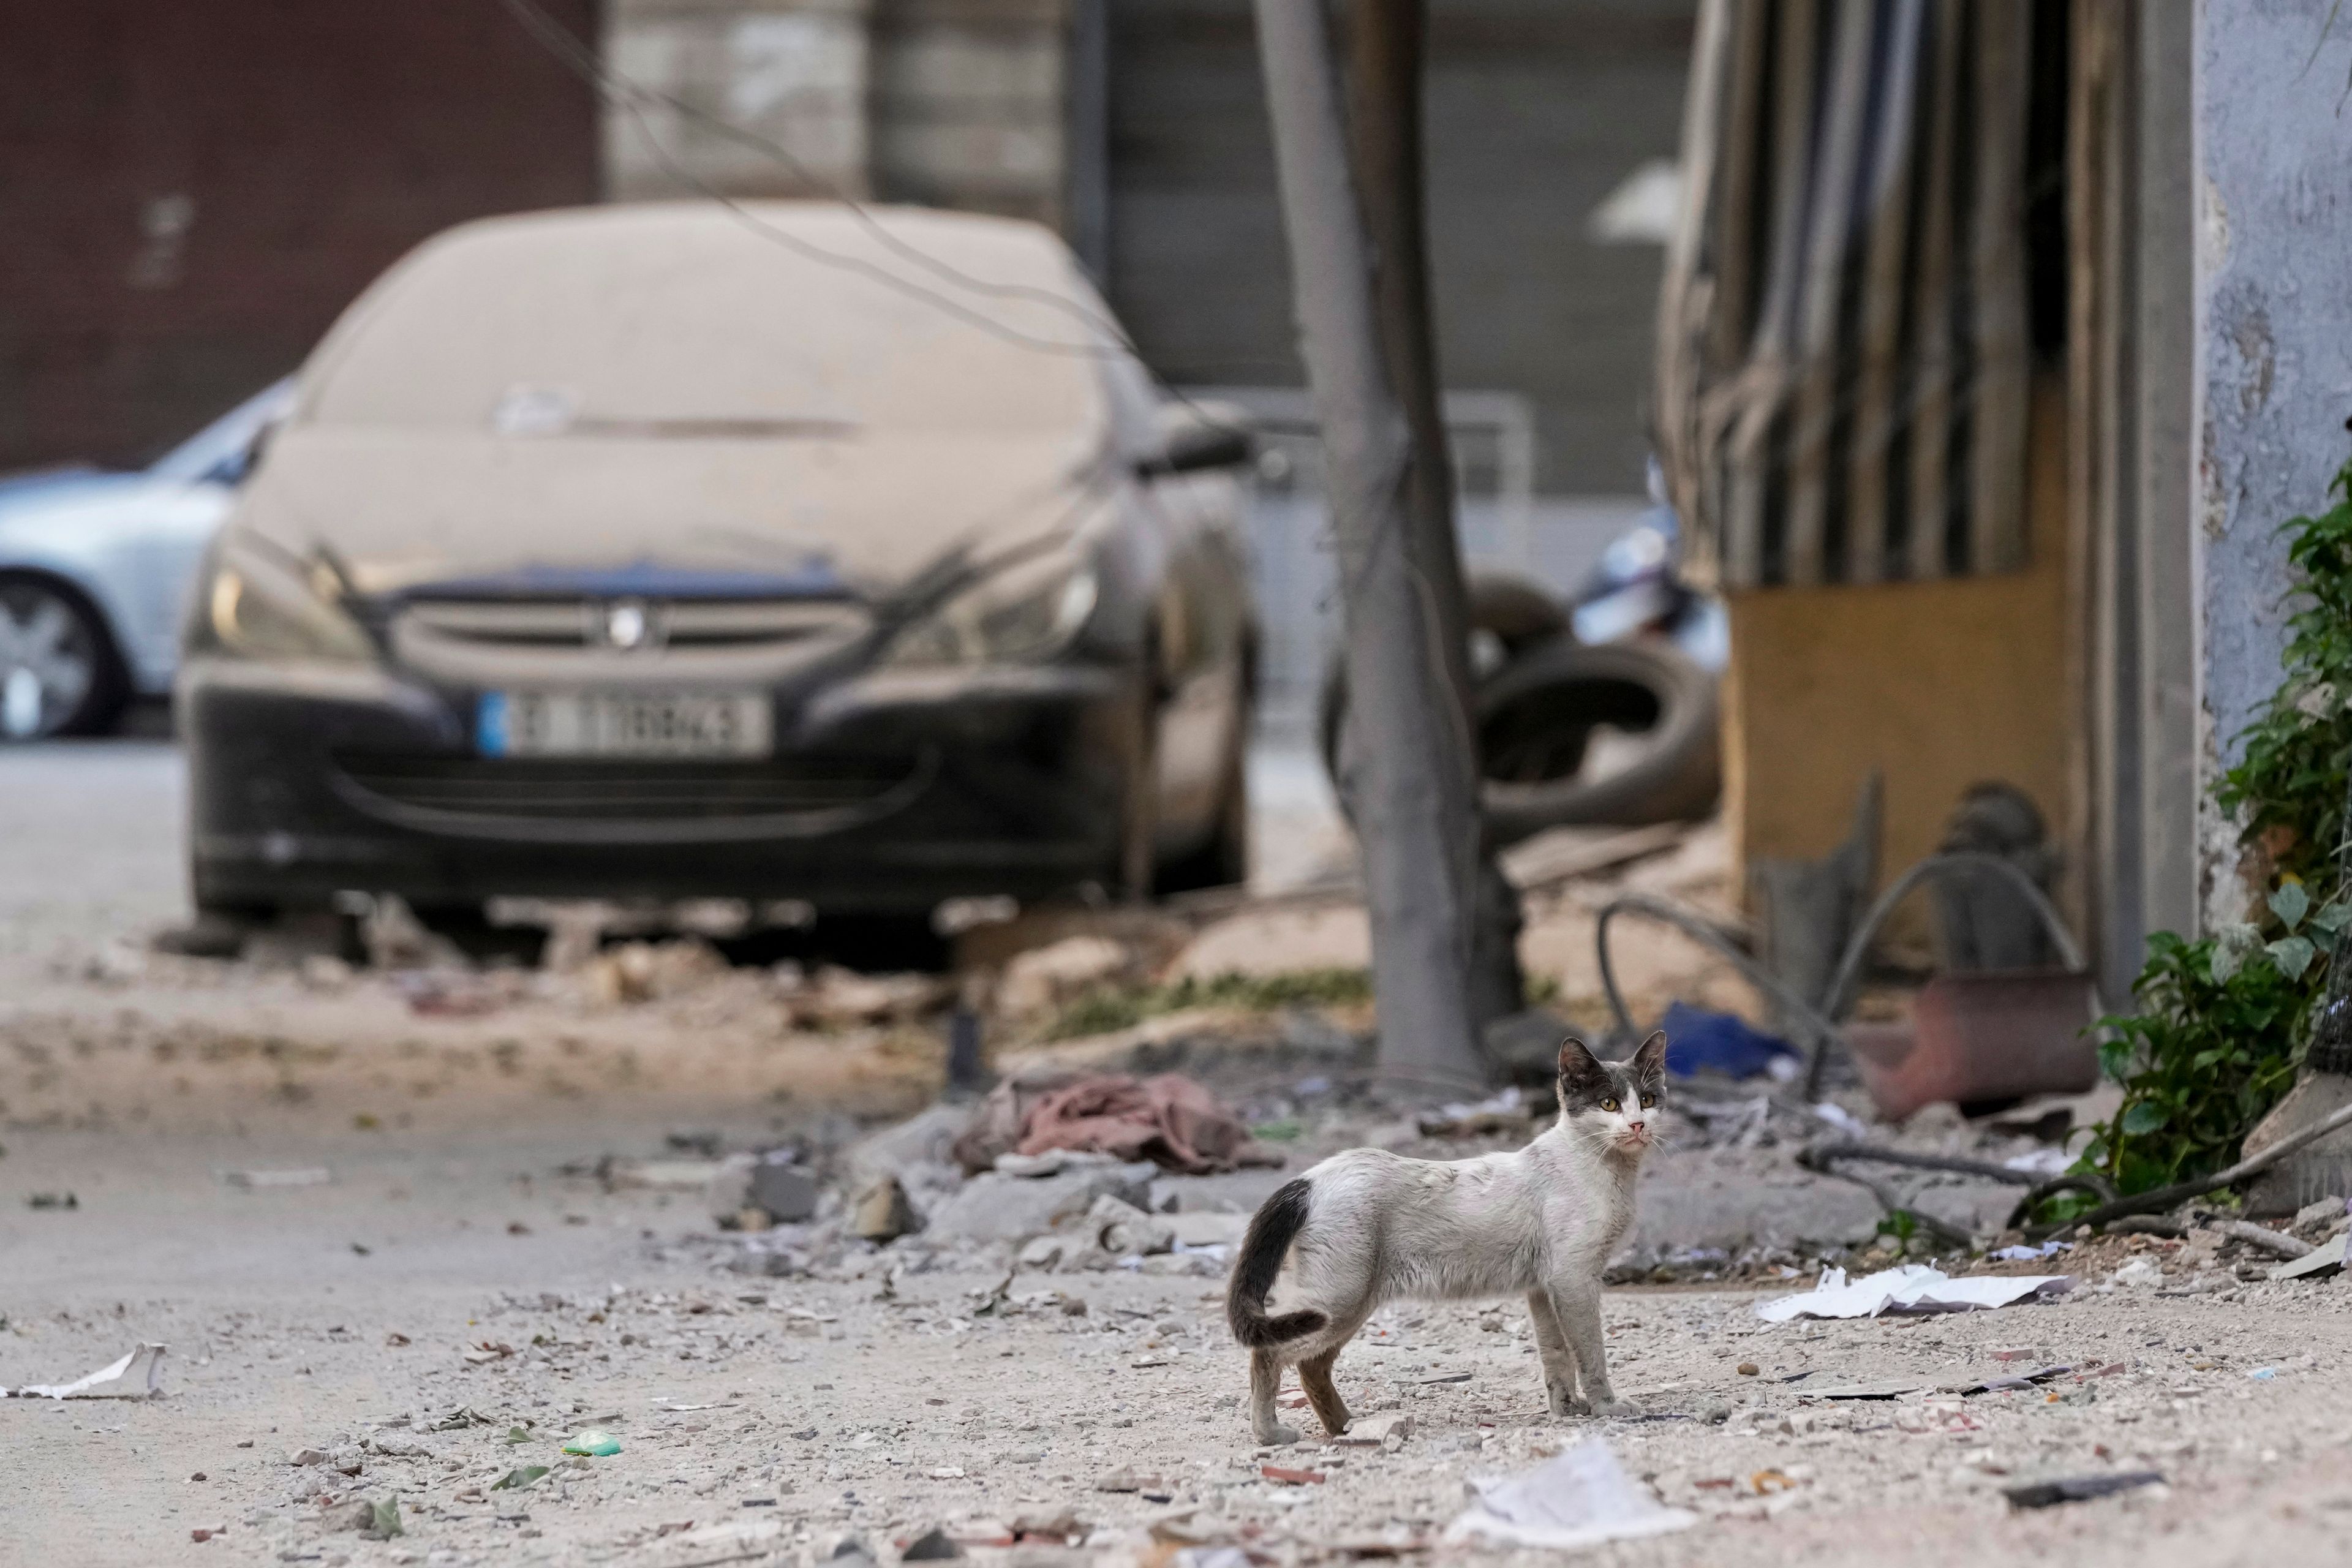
left=1547, top=1278, right=1642, bottom=1419
left=1525, top=1291, right=1588, bottom=1417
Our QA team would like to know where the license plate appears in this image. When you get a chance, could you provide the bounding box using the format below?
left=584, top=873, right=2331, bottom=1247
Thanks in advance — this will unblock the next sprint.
left=477, top=690, right=772, bottom=759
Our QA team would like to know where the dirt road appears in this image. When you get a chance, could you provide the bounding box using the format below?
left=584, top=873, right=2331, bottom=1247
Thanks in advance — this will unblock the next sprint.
left=9, top=741, right=2352, bottom=1568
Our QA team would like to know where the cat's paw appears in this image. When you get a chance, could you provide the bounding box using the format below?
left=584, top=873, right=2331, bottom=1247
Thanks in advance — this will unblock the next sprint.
left=1545, top=1378, right=1589, bottom=1419
left=1254, top=1422, right=1302, bottom=1447
left=1588, top=1398, right=1644, bottom=1419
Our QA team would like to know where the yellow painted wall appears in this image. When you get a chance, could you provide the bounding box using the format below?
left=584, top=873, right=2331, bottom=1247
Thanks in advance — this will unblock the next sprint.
left=1723, top=379, right=2075, bottom=932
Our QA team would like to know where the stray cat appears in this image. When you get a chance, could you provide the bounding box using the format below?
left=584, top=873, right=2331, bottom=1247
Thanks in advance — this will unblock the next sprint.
left=1225, top=1032, right=1667, bottom=1444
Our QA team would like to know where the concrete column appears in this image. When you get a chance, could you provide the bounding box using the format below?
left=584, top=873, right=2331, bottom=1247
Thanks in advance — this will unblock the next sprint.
left=2193, top=0, right=2352, bottom=925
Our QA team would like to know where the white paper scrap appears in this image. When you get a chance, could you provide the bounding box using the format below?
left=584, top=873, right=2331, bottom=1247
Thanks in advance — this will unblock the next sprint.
left=5, top=1343, right=168, bottom=1400
left=1444, top=1438, right=1697, bottom=1551
left=1757, top=1264, right=2073, bottom=1322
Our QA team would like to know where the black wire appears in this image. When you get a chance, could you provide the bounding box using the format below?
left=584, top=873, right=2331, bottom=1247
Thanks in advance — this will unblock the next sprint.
left=495, top=0, right=1278, bottom=448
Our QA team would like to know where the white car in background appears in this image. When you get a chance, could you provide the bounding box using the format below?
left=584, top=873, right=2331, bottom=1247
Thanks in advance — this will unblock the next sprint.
left=0, top=379, right=295, bottom=739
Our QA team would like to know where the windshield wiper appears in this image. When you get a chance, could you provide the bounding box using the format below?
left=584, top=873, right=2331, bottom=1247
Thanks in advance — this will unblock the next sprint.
left=557, top=417, right=859, bottom=440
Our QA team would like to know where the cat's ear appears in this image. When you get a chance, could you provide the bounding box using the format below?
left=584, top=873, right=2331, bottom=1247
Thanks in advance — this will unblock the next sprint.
left=1557, top=1036, right=1610, bottom=1095
left=1632, top=1029, right=1669, bottom=1091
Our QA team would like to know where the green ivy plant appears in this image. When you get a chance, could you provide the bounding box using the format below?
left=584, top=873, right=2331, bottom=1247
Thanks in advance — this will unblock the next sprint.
left=2085, top=458, right=2352, bottom=1196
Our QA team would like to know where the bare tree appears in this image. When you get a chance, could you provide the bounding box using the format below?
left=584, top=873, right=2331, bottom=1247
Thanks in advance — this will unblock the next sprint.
left=1254, top=0, right=1492, bottom=1094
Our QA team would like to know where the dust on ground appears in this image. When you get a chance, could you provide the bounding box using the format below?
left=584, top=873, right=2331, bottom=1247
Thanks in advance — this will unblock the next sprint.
left=8, top=743, right=2348, bottom=1567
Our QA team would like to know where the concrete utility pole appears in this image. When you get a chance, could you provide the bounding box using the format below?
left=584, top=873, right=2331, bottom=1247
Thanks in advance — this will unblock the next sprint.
left=1253, top=0, right=1491, bottom=1094
left=1341, top=0, right=1527, bottom=1031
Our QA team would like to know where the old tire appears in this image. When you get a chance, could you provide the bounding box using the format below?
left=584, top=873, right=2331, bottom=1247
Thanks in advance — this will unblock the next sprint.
left=1317, top=570, right=1569, bottom=801
left=1474, top=635, right=1719, bottom=842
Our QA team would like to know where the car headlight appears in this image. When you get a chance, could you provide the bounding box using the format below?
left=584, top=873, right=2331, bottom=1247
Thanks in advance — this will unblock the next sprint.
left=881, top=551, right=1099, bottom=668
left=188, top=532, right=374, bottom=662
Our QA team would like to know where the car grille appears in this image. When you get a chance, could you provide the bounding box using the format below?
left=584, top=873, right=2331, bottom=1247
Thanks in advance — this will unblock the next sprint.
left=331, top=752, right=929, bottom=837
left=399, top=598, right=869, bottom=650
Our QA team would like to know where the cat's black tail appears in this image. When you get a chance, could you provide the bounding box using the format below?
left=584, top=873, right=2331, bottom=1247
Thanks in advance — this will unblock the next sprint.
left=1226, top=1177, right=1328, bottom=1348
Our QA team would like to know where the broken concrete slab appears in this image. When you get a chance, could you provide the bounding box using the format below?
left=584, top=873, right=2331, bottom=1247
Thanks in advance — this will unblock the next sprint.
left=1333, top=1412, right=1413, bottom=1446
left=2269, top=1233, right=2346, bottom=1281
left=926, top=1161, right=1156, bottom=1243
left=1081, top=1194, right=1174, bottom=1256
left=1165, top=1212, right=1248, bottom=1247
left=845, top=1105, right=971, bottom=1189
left=706, top=1152, right=819, bottom=1226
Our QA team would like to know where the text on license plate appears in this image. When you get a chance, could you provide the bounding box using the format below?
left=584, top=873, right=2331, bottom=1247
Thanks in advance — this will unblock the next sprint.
left=477, top=691, right=772, bottom=758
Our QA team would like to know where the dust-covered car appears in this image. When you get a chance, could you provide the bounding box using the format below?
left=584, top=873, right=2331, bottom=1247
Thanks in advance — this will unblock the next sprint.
left=179, top=203, right=1255, bottom=935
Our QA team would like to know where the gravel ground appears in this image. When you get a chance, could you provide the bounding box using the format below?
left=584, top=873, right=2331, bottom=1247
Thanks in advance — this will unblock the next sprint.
left=11, top=741, right=2352, bottom=1568
left=10, top=1152, right=2352, bottom=1568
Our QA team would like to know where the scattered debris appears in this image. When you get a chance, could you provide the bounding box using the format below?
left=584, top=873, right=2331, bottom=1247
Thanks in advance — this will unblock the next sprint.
left=1660, top=1001, right=1798, bottom=1081
left=2271, top=1234, right=2347, bottom=1281
left=900, top=1526, right=965, bottom=1559
left=1084, top=1194, right=1175, bottom=1256
left=1333, top=1412, right=1413, bottom=1447
left=852, top=1174, right=922, bottom=1242
left=1443, top=1439, right=1697, bottom=1550
left=491, top=1466, right=550, bottom=1491
left=1810, top=1378, right=1926, bottom=1400
left=706, top=1152, right=819, bottom=1227
left=1016, top=1072, right=1283, bottom=1175
left=221, top=1167, right=333, bottom=1190
left=582, top=939, right=727, bottom=1006
left=997, top=935, right=1136, bottom=1018
left=560, top=1430, right=621, bottom=1457
left=1757, top=1265, right=2073, bottom=1322
left=928, top=1156, right=1156, bottom=1243
left=3, top=1343, right=167, bottom=1400
left=352, top=1498, right=403, bottom=1540
left=2002, top=1471, right=2165, bottom=1509
left=1959, top=1365, right=2075, bottom=1395
left=607, top=1158, right=727, bottom=1193
left=1262, top=1464, right=1326, bottom=1486
left=2214, top=1219, right=2311, bottom=1259
left=778, top=965, right=950, bottom=1030
left=431, top=1406, right=498, bottom=1430
left=2110, top=1258, right=2166, bottom=1289
left=1416, top=1088, right=1532, bottom=1138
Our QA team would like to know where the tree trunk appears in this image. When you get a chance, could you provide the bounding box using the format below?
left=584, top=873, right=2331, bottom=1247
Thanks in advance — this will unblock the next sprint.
left=1342, top=0, right=1527, bottom=1031
left=1253, top=0, right=1490, bottom=1095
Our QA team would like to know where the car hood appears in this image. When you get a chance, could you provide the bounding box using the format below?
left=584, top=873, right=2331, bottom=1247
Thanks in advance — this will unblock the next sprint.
left=0, top=466, right=134, bottom=518
left=231, top=427, right=1116, bottom=596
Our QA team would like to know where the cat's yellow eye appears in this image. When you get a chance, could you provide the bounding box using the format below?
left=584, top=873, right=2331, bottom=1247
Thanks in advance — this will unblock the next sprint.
left=1600, top=1097, right=1619, bottom=1112
left=1640, top=1094, right=1656, bottom=1107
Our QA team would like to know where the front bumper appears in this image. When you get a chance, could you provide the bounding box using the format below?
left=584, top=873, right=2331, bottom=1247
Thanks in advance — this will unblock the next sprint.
left=181, top=657, right=1144, bottom=914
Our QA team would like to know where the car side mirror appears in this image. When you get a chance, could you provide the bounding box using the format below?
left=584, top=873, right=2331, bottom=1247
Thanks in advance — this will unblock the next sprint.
left=1139, top=421, right=1254, bottom=478
left=213, top=419, right=279, bottom=488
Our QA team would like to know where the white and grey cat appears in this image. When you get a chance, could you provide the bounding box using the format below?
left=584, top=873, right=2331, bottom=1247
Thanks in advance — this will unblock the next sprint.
left=1225, top=1031, right=1667, bottom=1444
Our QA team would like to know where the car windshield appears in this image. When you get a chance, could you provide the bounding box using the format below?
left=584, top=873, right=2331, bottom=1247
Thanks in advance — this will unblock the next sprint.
left=303, top=205, right=1110, bottom=442
left=149, top=378, right=298, bottom=484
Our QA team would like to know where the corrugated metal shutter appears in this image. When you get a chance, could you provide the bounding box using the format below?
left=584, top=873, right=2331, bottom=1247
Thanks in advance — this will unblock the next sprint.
left=1658, top=0, right=2034, bottom=589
